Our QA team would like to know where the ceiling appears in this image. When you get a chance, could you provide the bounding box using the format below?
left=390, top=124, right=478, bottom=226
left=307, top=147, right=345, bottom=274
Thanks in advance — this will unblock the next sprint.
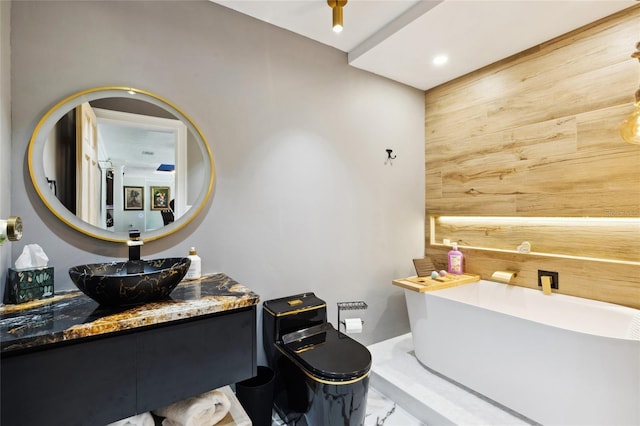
left=98, top=121, right=176, bottom=176
left=210, top=0, right=637, bottom=90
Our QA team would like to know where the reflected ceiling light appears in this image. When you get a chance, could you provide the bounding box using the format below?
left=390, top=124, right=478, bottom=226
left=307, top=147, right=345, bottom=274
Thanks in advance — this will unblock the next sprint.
left=620, top=42, right=640, bottom=145
left=433, top=55, right=448, bottom=66
left=156, top=163, right=175, bottom=172
left=327, top=0, right=347, bottom=33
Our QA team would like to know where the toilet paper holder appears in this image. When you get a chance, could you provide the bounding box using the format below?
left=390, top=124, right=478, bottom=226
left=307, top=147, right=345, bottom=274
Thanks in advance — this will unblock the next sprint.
left=337, top=301, right=367, bottom=333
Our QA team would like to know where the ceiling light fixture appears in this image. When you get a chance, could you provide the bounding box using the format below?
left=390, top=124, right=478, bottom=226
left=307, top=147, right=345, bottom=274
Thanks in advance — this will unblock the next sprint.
left=620, top=41, right=640, bottom=145
left=432, top=55, right=448, bottom=66
left=327, top=0, right=347, bottom=33
left=156, top=163, right=175, bottom=172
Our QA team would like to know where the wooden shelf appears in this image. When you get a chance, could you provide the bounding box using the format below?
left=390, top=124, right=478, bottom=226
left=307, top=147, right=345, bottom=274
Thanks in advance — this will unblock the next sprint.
left=393, top=273, right=481, bottom=293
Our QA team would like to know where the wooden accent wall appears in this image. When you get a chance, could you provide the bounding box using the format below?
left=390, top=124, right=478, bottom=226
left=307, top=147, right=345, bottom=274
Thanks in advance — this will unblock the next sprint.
left=424, top=6, right=640, bottom=309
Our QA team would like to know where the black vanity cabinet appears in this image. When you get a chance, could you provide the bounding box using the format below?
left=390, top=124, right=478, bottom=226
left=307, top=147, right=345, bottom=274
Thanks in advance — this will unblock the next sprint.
left=0, top=274, right=258, bottom=426
left=2, top=331, right=138, bottom=425
left=136, top=307, right=256, bottom=413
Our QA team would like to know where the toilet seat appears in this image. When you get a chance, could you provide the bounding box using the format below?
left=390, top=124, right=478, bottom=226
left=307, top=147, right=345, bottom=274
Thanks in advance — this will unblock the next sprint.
left=278, top=323, right=371, bottom=383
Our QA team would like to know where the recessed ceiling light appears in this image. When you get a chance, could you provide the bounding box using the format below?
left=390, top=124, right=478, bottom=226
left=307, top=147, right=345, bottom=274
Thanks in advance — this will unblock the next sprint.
left=156, top=163, right=175, bottom=172
left=432, top=55, right=448, bottom=66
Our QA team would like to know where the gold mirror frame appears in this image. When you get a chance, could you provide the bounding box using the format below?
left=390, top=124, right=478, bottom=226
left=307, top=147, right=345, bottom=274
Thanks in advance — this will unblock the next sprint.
left=28, top=86, right=215, bottom=243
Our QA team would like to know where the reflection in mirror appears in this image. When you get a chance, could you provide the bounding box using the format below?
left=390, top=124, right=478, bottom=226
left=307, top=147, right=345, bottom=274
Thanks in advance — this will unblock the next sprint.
left=30, top=87, right=214, bottom=243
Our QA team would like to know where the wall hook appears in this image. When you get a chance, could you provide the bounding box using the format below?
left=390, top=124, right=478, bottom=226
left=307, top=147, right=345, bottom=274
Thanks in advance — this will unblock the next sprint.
left=385, top=149, right=396, bottom=165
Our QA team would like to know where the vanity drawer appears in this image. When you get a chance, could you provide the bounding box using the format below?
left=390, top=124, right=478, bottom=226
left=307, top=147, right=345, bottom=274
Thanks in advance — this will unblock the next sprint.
left=1, top=335, right=137, bottom=426
left=136, top=306, right=257, bottom=412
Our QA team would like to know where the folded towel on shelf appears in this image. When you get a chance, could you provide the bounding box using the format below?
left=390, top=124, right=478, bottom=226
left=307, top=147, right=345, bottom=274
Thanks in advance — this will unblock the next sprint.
left=153, top=389, right=231, bottom=426
left=106, top=412, right=155, bottom=426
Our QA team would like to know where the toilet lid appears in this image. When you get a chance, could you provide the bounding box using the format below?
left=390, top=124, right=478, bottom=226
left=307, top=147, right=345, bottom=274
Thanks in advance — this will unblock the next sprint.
left=280, top=323, right=371, bottom=381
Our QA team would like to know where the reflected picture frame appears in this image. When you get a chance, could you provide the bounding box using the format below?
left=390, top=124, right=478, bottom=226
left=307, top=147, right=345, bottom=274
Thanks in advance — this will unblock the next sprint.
left=150, top=186, right=171, bottom=211
left=124, top=186, right=144, bottom=211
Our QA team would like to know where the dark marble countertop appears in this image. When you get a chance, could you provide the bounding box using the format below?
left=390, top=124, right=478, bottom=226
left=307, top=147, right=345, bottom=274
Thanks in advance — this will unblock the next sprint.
left=0, top=273, right=259, bottom=354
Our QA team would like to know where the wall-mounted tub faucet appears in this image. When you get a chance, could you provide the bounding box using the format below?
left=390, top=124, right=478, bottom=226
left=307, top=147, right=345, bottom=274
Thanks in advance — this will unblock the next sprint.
left=538, top=270, right=558, bottom=294
left=541, top=276, right=553, bottom=295
left=491, top=270, right=517, bottom=284
left=127, top=230, right=143, bottom=261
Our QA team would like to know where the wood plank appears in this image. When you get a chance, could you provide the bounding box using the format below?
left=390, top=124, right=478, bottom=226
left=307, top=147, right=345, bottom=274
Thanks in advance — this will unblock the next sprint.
left=425, top=169, right=442, bottom=199
left=427, top=195, right=517, bottom=216
left=433, top=219, right=640, bottom=263
left=392, top=273, right=481, bottom=293
left=516, top=193, right=640, bottom=217
left=576, top=103, right=640, bottom=151
left=441, top=151, right=638, bottom=204
left=424, top=6, right=640, bottom=308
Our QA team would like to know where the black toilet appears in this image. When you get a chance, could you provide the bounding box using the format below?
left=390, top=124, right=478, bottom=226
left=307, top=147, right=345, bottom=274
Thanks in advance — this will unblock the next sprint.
left=263, top=292, right=372, bottom=426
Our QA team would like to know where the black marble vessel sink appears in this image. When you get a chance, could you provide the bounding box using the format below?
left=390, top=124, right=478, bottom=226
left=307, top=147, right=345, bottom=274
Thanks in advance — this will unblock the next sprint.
left=68, top=257, right=191, bottom=306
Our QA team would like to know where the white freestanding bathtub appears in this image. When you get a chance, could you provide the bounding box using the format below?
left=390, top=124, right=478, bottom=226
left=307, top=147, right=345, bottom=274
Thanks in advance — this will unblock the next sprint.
left=403, top=280, right=640, bottom=425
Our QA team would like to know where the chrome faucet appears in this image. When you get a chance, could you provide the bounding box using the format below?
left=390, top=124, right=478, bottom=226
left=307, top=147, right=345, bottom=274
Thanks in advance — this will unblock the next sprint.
left=127, top=230, right=143, bottom=261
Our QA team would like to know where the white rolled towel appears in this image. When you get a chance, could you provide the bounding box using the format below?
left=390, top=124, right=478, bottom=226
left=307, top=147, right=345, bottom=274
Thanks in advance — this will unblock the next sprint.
left=153, top=389, right=231, bottom=426
left=106, top=412, right=155, bottom=426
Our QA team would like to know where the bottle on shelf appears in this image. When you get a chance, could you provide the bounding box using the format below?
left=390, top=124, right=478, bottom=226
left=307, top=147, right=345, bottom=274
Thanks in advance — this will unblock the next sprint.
left=447, top=242, right=464, bottom=275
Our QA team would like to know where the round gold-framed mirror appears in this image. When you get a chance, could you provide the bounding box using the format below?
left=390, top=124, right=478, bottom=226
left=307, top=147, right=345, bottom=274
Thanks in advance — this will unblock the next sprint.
left=28, top=86, right=215, bottom=242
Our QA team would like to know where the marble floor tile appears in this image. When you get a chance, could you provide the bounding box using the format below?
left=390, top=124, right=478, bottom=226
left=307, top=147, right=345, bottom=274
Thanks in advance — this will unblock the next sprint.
left=363, top=388, right=424, bottom=426
left=367, top=333, right=533, bottom=426
left=270, top=333, right=531, bottom=425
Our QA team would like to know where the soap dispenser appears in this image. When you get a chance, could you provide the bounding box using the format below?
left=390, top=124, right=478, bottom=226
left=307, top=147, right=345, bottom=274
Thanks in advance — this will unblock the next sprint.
left=186, top=247, right=201, bottom=280
left=447, top=242, right=464, bottom=275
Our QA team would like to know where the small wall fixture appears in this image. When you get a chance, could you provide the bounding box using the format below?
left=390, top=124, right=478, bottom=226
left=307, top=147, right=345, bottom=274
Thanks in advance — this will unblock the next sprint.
left=385, top=149, right=396, bottom=165
left=621, top=41, right=640, bottom=145
left=156, top=163, right=175, bottom=172
left=0, top=216, right=23, bottom=245
left=328, top=0, right=347, bottom=33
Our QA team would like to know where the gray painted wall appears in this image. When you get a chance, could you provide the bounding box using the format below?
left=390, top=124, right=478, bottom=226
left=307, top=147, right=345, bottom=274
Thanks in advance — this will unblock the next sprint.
left=0, top=1, right=11, bottom=288
left=10, top=1, right=424, bottom=359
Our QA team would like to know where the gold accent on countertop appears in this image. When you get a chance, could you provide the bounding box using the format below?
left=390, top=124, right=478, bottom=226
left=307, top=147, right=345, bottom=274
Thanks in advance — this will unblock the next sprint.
left=392, top=273, right=481, bottom=293
left=0, top=292, right=77, bottom=313
left=263, top=303, right=327, bottom=317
